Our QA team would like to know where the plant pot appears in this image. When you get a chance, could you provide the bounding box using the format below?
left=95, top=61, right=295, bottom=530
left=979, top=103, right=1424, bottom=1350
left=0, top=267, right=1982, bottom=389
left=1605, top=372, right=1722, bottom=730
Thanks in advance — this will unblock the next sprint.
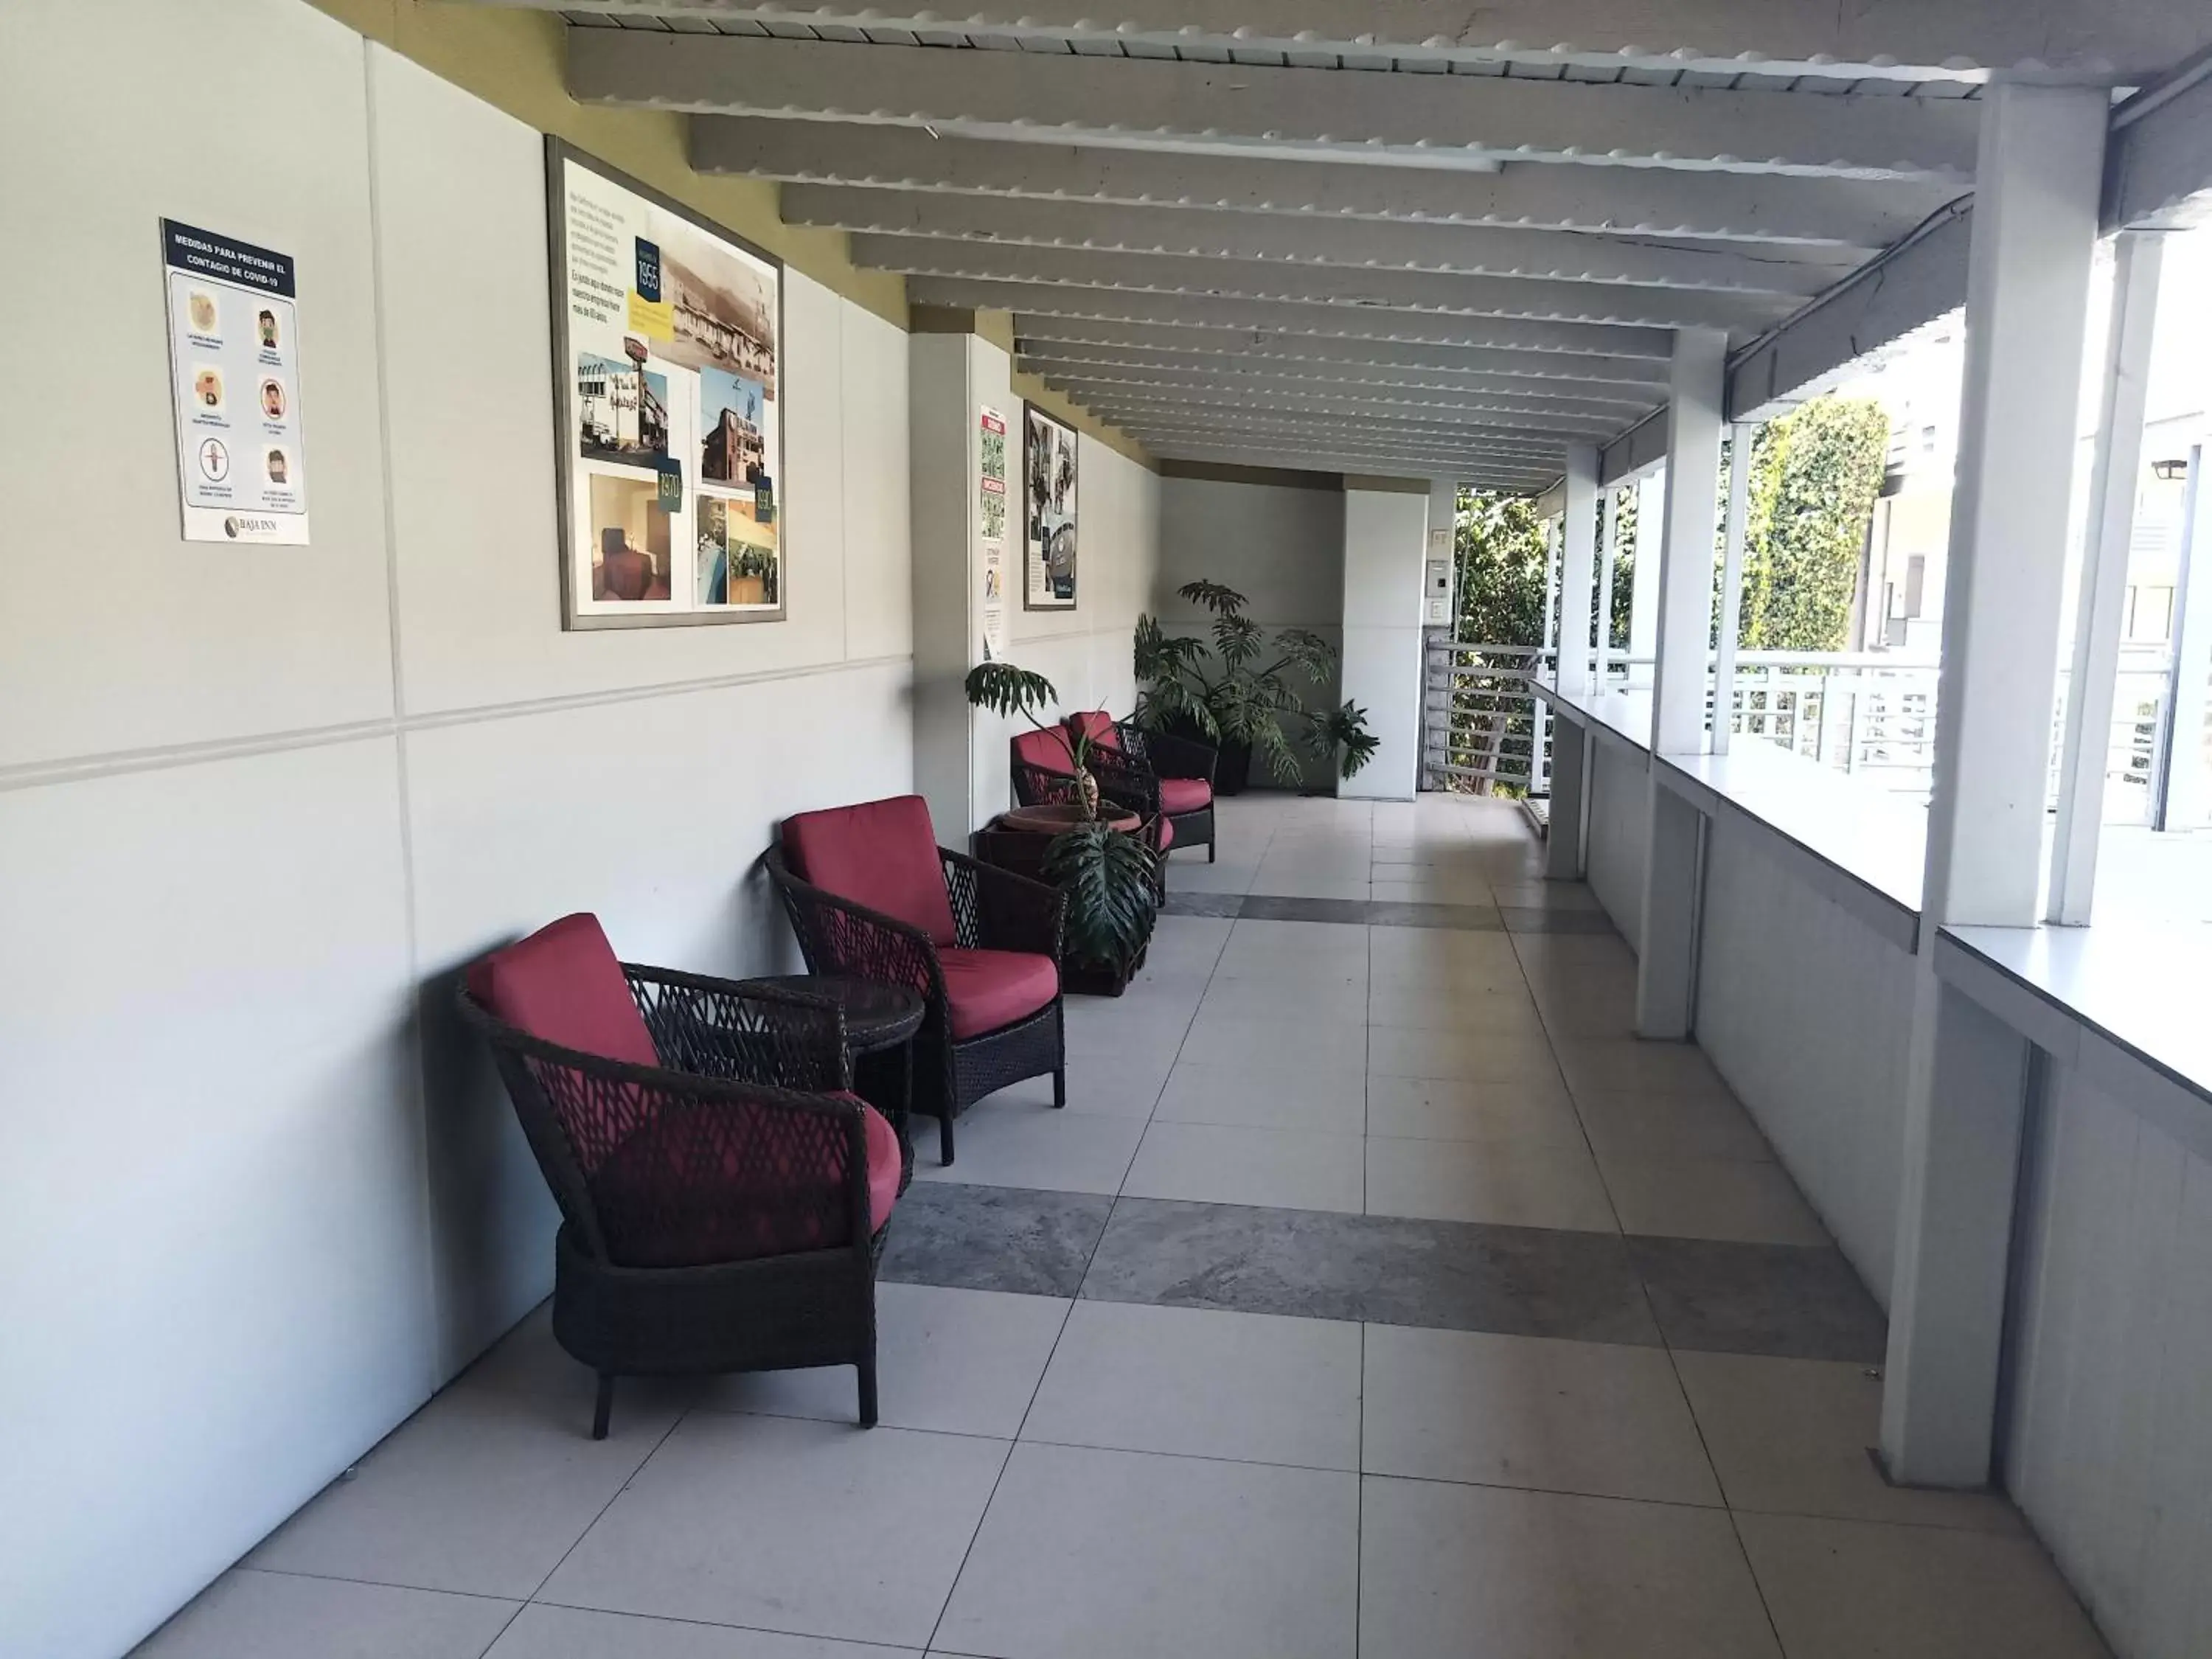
left=1211, top=740, right=1253, bottom=796
left=998, top=803, right=1142, bottom=836
left=1159, top=717, right=1253, bottom=796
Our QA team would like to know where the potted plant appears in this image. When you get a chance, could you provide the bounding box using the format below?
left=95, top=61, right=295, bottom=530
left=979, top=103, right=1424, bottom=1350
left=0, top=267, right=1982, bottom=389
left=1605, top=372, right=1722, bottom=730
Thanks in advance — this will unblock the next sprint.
left=964, top=662, right=1160, bottom=992
left=1133, top=580, right=1380, bottom=793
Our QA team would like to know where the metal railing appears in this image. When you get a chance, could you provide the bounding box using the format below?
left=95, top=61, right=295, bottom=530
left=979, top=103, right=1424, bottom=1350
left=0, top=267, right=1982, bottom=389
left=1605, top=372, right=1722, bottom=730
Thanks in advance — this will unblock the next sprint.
left=1423, top=641, right=2189, bottom=824
left=1421, top=641, right=1554, bottom=795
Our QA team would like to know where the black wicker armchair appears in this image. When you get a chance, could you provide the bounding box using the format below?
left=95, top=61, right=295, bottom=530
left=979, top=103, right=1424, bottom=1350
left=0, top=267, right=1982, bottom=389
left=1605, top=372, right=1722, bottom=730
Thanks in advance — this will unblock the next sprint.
left=1066, top=711, right=1218, bottom=862
left=459, top=914, right=902, bottom=1438
left=767, top=794, right=1066, bottom=1166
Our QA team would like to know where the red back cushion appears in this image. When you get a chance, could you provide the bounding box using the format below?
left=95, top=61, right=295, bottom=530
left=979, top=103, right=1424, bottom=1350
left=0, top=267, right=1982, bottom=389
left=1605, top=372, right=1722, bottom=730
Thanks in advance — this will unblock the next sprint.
left=782, top=795, right=959, bottom=945
left=1068, top=710, right=1122, bottom=752
left=1013, top=727, right=1078, bottom=776
left=465, top=913, right=659, bottom=1068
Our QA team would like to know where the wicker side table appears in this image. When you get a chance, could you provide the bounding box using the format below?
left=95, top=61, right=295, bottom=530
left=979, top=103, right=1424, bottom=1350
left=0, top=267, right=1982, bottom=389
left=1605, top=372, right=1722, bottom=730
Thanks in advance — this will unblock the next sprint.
left=737, top=975, right=926, bottom=1187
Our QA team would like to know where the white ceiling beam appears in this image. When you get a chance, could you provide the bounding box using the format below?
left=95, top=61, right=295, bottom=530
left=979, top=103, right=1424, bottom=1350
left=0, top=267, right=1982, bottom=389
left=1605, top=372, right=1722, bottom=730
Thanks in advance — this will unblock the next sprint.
left=1082, top=397, right=1602, bottom=442
left=2107, top=58, right=2212, bottom=229
left=1144, top=440, right=1561, bottom=479
left=569, top=31, right=1980, bottom=179
left=783, top=187, right=1851, bottom=294
left=1161, top=452, right=1553, bottom=489
left=543, top=1, right=2202, bottom=84
left=1009, top=318, right=1672, bottom=383
left=1110, top=403, right=1571, bottom=443
left=1725, top=200, right=1972, bottom=420
left=932, top=281, right=1676, bottom=356
left=695, top=119, right=1957, bottom=250
left=1046, top=372, right=1638, bottom=426
left=1141, top=436, right=1557, bottom=473
left=868, top=241, right=1798, bottom=334
left=1023, top=357, right=1656, bottom=413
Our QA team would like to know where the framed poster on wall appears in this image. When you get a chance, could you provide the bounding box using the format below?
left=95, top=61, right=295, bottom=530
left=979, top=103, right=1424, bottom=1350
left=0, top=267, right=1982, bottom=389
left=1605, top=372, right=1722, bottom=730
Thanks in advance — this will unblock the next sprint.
left=546, top=138, right=785, bottom=629
left=1022, top=402, right=1078, bottom=610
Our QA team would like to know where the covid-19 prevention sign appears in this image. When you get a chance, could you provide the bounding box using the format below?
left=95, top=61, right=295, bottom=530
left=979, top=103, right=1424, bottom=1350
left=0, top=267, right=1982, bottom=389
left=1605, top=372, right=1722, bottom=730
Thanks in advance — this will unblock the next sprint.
left=161, top=218, right=310, bottom=546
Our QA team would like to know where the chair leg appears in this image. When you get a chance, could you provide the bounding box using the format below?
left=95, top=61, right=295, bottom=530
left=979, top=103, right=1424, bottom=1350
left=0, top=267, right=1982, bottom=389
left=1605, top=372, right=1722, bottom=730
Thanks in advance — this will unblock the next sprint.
left=1053, top=1066, right=1067, bottom=1108
left=938, top=1109, right=955, bottom=1166
left=857, top=1352, right=879, bottom=1427
left=1208, top=838, right=1216, bottom=863
left=592, top=1373, right=615, bottom=1441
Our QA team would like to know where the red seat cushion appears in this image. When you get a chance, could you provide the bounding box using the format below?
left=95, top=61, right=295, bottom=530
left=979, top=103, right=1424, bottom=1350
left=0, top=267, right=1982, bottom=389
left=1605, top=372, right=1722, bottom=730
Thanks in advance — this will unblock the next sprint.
left=1012, top=726, right=1078, bottom=777
left=465, top=914, right=659, bottom=1068
left=1160, top=776, right=1213, bottom=814
left=1068, top=710, right=1121, bottom=752
left=783, top=795, right=959, bottom=945
left=590, top=1092, right=900, bottom=1268
left=938, top=947, right=1059, bottom=1039
left=1155, top=814, right=1175, bottom=851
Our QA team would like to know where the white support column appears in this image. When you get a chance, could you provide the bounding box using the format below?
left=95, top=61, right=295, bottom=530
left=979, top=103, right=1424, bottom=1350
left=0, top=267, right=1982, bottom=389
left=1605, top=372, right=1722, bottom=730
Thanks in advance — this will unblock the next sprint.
left=1649, top=328, right=1728, bottom=757
left=1633, top=330, right=1726, bottom=1040
left=1712, top=421, right=1756, bottom=757
left=1596, top=487, right=1621, bottom=689
left=1882, top=80, right=2110, bottom=1490
left=1537, top=517, right=1561, bottom=793
left=1545, top=710, right=1590, bottom=880
left=1627, top=470, right=1666, bottom=683
left=2160, top=442, right=2212, bottom=831
left=1340, top=484, right=1430, bottom=801
left=1559, top=445, right=1599, bottom=699
left=2048, top=234, right=2163, bottom=922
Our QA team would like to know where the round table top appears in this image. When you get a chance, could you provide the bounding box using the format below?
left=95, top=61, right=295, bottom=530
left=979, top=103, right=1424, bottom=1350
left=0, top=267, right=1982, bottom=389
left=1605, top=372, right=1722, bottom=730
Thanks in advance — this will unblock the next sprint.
left=740, top=975, right=925, bottom=1050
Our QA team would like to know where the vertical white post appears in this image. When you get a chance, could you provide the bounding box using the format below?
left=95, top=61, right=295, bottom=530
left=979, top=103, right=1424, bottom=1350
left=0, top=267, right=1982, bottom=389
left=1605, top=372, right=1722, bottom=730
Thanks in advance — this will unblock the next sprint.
left=1649, top=328, right=1728, bottom=757
left=1713, top=421, right=1756, bottom=757
left=1632, top=329, right=1727, bottom=1041
left=1537, top=517, right=1561, bottom=792
left=2049, top=234, right=2163, bottom=922
left=1882, top=81, right=2110, bottom=1490
left=1596, top=487, right=1621, bottom=689
left=1340, top=485, right=1432, bottom=801
left=1560, top=444, right=1600, bottom=698
left=2160, top=442, right=2212, bottom=832
left=1627, top=470, right=1666, bottom=681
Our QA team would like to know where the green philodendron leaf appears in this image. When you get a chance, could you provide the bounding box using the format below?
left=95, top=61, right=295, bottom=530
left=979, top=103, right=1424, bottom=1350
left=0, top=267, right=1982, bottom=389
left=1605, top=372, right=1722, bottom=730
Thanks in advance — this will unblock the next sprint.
left=1043, top=821, right=1159, bottom=967
left=1176, top=580, right=1248, bottom=617
left=964, top=661, right=1058, bottom=720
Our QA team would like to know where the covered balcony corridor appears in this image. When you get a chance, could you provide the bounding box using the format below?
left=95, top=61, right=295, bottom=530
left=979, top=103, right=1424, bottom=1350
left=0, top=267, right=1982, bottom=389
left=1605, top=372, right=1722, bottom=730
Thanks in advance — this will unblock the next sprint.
left=137, top=792, right=2105, bottom=1659
left=12, top=2, right=2212, bottom=1658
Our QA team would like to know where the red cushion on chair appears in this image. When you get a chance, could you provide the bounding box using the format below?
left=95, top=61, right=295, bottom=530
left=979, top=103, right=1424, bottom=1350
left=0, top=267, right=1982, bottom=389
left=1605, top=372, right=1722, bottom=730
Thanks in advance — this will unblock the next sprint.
left=1068, top=710, right=1121, bottom=751
left=465, top=913, right=659, bottom=1068
left=592, top=1093, right=901, bottom=1268
left=1012, top=727, right=1079, bottom=776
left=1155, top=814, right=1175, bottom=851
left=1160, top=776, right=1213, bottom=814
left=783, top=795, right=959, bottom=945
left=939, top=947, right=1060, bottom=1038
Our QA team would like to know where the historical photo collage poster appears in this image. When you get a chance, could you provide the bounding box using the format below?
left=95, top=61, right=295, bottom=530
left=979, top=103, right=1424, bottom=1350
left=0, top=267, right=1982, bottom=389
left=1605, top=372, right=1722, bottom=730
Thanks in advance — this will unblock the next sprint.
left=1023, top=403, right=1077, bottom=609
left=553, top=144, right=783, bottom=627
left=978, top=406, right=1008, bottom=659
left=162, top=219, right=310, bottom=545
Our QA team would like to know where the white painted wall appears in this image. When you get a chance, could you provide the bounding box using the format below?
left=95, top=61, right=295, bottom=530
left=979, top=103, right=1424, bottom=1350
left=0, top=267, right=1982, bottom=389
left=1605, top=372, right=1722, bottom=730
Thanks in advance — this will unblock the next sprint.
left=0, top=10, right=916, bottom=1657
left=1340, top=488, right=1430, bottom=800
left=1584, top=742, right=1652, bottom=955
left=1694, top=812, right=1913, bottom=1302
left=1155, top=472, right=1346, bottom=788
left=2004, top=1066, right=2212, bottom=1659
left=911, top=337, right=1162, bottom=837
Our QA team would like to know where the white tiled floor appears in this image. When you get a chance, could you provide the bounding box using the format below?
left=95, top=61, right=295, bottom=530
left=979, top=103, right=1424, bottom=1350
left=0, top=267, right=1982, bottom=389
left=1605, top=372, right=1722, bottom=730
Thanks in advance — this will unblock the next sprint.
left=136, top=795, right=2112, bottom=1659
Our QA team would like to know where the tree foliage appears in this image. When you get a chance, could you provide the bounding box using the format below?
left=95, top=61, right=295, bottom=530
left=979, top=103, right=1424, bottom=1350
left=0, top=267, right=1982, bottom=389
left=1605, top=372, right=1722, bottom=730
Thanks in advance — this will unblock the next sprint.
left=1450, top=395, right=1888, bottom=657
left=1734, top=398, right=1889, bottom=651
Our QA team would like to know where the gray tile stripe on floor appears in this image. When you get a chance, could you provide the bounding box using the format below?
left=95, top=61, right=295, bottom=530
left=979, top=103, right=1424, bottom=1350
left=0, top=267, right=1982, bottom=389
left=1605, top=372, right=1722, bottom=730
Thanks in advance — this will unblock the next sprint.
left=882, top=1183, right=1888, bottom=1365
left=1161, top=889, right=1613, bottom=933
